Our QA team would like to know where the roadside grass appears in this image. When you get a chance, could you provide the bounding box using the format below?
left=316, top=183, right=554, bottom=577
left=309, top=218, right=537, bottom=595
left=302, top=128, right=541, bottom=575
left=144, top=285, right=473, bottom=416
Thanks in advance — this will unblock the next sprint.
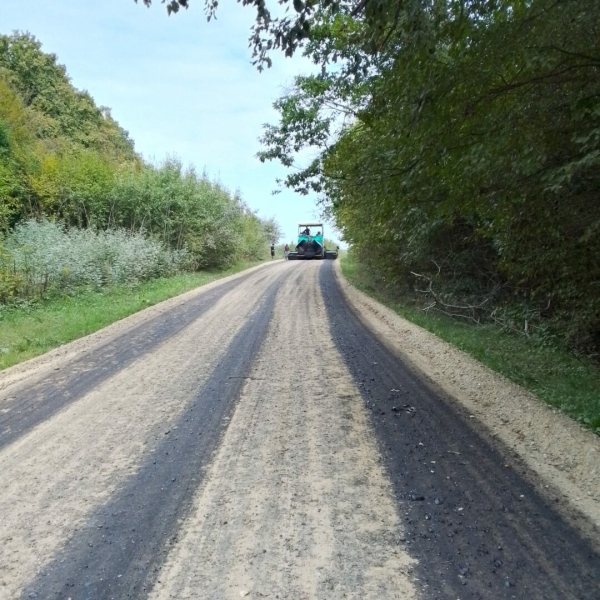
left=341, top=255, right=600, bottom=434
left=0, top=261, right=263, bottom=371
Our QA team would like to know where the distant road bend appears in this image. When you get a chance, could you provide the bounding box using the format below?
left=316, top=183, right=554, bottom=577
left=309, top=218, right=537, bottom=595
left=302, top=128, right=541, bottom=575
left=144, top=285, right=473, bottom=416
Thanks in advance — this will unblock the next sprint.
left=0, top=260, right=598, bottom=600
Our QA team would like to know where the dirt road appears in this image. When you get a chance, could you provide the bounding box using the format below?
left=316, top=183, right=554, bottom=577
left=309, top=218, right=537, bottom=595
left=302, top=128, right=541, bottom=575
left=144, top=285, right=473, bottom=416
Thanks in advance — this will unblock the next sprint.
left=0, top=260, right=598, bottom=599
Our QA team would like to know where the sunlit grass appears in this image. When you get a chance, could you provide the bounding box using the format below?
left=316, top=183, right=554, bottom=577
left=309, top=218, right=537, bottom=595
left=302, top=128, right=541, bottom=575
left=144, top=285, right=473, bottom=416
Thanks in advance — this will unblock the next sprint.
left=341, top=255, right=600, bottom=434
left=0, top=261, right=262, bottom=371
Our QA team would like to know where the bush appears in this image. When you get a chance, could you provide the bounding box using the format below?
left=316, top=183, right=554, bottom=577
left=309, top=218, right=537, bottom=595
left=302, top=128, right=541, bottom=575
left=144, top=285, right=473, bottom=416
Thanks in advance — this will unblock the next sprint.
left=4, top=219, right=189, bottom=299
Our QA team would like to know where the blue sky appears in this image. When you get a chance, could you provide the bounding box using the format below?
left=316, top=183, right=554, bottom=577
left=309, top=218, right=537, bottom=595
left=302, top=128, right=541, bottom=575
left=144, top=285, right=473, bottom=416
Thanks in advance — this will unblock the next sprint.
left=0, top=0, right=339, bottom=244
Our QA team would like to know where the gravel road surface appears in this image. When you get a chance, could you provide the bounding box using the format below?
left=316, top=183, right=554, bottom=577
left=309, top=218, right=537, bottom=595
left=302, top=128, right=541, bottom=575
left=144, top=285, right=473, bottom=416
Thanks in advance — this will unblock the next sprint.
left=0, top=260, right=598, bottom=600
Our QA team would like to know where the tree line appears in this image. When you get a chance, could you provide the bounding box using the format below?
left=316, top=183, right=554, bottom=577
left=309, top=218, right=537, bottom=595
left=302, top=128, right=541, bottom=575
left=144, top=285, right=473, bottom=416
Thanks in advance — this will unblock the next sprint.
left=257, top=0, right=600, bottom=358
left=0, top=31, right=279, bottom=303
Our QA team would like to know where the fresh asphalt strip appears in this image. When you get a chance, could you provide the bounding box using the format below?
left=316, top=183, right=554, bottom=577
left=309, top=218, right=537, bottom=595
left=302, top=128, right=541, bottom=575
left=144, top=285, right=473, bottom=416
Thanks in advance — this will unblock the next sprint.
left=0, top=265, right=275, bottom=451
left=320, top=260, right=600, bottom=600
left=22, top=276, right=284, bottom=600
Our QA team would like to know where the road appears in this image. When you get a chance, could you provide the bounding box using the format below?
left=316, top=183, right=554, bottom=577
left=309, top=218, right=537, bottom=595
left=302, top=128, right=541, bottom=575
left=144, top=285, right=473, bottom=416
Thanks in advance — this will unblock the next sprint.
left=0, top=260, right=598, bottom=600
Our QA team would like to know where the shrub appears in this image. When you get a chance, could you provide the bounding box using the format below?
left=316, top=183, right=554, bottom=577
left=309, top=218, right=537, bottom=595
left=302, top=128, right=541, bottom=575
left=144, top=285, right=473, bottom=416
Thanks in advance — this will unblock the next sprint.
left=4, top=219, right=189, bottom=299
left=0, top=243, right=22, bottom=302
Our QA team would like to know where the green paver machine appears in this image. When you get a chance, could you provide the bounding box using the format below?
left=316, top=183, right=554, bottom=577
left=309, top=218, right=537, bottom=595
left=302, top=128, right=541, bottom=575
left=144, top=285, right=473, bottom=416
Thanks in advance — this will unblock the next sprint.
left=287, top=223, right=338, bottom=260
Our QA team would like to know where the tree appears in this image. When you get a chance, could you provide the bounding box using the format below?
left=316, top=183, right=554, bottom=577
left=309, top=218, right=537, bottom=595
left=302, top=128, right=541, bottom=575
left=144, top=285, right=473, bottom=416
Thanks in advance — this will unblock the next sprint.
left=136, top=0, right=441, bottom=70
left=258, top=0, right=600, bottom=353
left=0, top=31, right=282, bottom=270
left=0, top=33, right=135, bottom=160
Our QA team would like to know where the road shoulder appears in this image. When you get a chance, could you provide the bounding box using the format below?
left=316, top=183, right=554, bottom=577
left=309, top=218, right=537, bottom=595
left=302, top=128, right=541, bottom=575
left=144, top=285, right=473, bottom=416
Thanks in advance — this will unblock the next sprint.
left=0, top=261, right=279, bottom=396
left=334, top=260, right=600, bottom=536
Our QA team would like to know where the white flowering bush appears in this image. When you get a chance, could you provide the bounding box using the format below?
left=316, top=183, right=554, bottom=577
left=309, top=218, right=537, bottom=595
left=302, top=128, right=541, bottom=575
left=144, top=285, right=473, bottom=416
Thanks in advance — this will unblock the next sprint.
left=4, top=219, right=189, bottom=299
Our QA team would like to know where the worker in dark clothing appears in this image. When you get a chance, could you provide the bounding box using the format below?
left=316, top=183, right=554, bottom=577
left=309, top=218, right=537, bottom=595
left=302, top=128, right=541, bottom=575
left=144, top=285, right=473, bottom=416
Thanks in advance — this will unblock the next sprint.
left=270, top=243, right=275, bottom=259
left=301, top=227, right=311, bottom=235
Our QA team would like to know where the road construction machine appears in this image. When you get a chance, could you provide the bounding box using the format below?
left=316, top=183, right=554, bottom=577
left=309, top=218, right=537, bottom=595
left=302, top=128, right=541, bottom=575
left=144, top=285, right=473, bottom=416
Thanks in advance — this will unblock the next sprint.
left=287, top=223, right=338, bottom=260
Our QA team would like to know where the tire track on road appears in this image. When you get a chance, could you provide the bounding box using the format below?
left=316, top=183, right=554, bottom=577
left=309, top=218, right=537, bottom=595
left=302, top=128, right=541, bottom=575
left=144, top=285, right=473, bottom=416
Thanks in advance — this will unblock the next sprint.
left=320, top=260, right=600, bottom=599
left=0, top=267, right=272, bottom=450
left=21, top=272, right=289, bottom=600
left=147, top=262, right=416, bottom=600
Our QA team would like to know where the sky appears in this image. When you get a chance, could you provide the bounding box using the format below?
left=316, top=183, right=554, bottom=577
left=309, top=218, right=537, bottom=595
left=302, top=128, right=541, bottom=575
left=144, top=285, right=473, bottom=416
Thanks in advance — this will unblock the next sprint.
left=0, top=0, right=340, bottom=244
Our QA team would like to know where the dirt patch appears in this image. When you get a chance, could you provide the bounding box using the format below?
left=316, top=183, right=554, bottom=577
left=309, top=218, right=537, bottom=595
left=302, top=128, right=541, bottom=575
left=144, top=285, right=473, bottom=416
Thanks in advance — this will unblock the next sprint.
left=334, top=260, right=600, bottom=533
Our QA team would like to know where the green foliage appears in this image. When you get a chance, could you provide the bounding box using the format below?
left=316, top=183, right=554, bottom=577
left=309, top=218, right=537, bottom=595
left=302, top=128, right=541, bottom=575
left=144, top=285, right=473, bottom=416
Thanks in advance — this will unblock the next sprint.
left=0, top=33, right=136, bottom=159
left=4, top=219, right=189, bottom=298
left=261, top=0, right=600, bottom=358
left=0, top=79, right=36, bottom=229
left=107, top=160, right=278, bottom=268
left=0, top=31, right=280, bottom=301
left=0, top=243, right=22, bottom=303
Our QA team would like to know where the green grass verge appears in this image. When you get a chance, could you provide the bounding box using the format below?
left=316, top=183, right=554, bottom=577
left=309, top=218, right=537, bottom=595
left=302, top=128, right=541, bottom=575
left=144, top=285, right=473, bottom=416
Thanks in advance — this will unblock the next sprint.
left=341, top=255, right=600, bottom=434
left=0, top=261, right=264, bottom=372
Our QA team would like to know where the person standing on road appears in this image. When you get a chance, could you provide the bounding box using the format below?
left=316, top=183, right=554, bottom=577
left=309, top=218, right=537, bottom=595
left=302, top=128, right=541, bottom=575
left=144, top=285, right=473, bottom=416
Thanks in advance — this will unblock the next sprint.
left=284, top=243, right=290, bottom=260
left=270, top=243, right=275, bottom=259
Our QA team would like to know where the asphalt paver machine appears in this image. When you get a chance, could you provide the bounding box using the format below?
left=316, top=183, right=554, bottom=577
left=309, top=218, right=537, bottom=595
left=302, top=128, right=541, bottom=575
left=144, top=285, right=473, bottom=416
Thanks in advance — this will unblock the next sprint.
left=287, top=223, right=338, bottom=260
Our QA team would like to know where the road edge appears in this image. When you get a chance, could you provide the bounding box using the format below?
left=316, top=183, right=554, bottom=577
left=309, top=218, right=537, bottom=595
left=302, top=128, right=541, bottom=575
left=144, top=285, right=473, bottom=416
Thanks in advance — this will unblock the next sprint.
left=333, top=259, right=600, bottom=536
left=0, top=261, right=282, bottom=394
